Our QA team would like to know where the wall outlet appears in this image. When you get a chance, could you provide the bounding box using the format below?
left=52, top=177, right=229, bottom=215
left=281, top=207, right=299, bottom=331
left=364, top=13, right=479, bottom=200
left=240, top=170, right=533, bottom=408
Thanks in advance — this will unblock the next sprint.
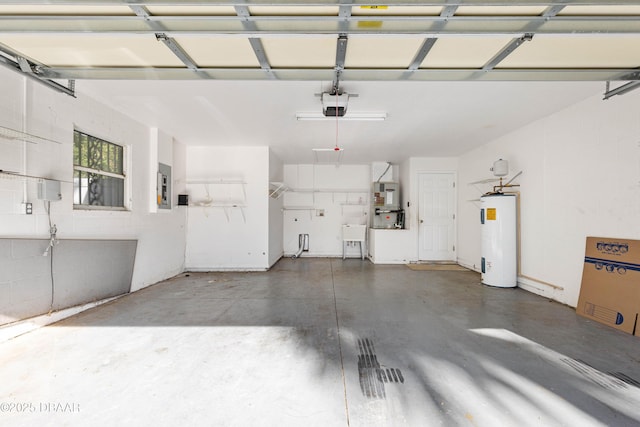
left=23, top=202, right=32, bottom=215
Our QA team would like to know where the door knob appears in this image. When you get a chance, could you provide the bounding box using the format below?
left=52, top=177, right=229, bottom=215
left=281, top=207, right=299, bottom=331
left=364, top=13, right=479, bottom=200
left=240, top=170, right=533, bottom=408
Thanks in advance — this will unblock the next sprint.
left=420, top=219, right=424, bottom=223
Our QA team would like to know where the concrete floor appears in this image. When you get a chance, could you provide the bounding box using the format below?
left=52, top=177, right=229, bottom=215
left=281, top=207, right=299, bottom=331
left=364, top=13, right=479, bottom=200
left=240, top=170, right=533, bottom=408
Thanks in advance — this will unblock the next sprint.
left=1, top=258, right=640, bottom=426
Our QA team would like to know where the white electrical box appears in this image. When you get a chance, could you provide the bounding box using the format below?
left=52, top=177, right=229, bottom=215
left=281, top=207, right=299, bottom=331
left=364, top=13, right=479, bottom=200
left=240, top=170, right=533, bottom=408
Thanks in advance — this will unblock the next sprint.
left=38, top=179, right=62, bottom=201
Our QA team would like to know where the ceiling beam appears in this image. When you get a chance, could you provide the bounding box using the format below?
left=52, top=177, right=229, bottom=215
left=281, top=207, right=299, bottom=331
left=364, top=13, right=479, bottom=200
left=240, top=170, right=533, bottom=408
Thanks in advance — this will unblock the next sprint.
left=479, top=5, right=564, bottom=75
left=333, top=34, right=348, bottom=91
left=482, top=33, right=534, bottom=71
left=0, top=45, right=75, bottom=96
left=235, top=6, right=275, bottom=79
left=0, top=1, right=635, bottom=6
left=130, top=5, right=201, bottom=71
left=37, top=66, right=640, bottom=82
left=0, top=15, right=639, bottom=36
left=332, top=2, right=351, bottom=91
left=407, top=5, right=458, bottom=71
left=603, top=81, right=640, bottom=100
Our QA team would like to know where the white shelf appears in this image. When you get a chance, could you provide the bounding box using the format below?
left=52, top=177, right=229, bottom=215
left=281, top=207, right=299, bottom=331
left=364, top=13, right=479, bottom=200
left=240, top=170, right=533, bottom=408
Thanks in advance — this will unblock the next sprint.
left=191, top=203, right=246, bottom=208
left=186, top=179, right=246, bottom=185
left=190, top=204, right=246, bottom=222
left=288, top=188, right=368, bottom=193
left=282, top=206, right=315, bottom=210
left=468, top=178, right=499, bottom=185
left=0, top=125, right=62, bottom=145
left=269, top=181, right=289, bottom=199
left=186, top=179, right=247, bottom=222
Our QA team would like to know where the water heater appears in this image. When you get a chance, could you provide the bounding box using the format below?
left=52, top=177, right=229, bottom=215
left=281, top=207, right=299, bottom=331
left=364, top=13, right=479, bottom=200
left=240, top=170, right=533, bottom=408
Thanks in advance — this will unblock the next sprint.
left=480, top=193, right=517, bottom=287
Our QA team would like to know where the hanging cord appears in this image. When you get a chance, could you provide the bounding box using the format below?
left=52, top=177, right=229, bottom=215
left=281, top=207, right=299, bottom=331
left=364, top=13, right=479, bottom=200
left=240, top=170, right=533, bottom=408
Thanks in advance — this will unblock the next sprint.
left=43, top=200, right=57, bottom=313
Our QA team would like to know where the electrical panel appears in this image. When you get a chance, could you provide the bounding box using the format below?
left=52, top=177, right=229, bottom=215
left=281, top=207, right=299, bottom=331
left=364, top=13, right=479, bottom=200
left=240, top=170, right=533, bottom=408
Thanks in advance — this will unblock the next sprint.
left=157, top=163, right=172, bottom=209
left=37, top=179, right=62, bottom=201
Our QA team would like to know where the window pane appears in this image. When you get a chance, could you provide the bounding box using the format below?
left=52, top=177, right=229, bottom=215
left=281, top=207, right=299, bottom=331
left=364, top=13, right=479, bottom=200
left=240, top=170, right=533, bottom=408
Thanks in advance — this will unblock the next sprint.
left=73, top=129, right=125, bottom=209
left=73, top=170, right=82, bottom=205
left=85, top=174, right=124, bottom=207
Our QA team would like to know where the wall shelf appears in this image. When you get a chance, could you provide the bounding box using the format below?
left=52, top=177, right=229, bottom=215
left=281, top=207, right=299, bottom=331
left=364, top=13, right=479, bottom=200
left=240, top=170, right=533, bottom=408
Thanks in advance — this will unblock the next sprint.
left=186, top=179, right=246, bottom=185
left=0, top=125, right=62, bottom=145
left=0, top=170, right=70, bottom=184
left=190, top=204, right=246, bottom=223
left=186, top=179, right=247, bottom=222
left=269, top=181, right=289, bottom=199
left=288, top=188, right=368, bottom=194
left=282, top=206, right=315, bottom=210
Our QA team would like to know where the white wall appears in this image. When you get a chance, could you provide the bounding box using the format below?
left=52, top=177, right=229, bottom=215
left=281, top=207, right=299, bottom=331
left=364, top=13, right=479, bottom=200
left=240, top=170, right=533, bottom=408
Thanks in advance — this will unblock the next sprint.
left=458, top=91, right=640, bottom=307
left=0, top=68, right=187, bottom=294
left=184, top=146, right=271, bottom=270
left=282, top=164, right=370, bottom=257
left=369, top=157, right=458, bottom=263
left=268, top=150, right=284, bottom=267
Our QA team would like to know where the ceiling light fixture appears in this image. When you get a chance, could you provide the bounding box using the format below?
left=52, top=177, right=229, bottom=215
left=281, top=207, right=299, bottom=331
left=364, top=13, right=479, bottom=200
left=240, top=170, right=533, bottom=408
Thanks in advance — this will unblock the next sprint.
left=296, top=112, right=387, bottom=121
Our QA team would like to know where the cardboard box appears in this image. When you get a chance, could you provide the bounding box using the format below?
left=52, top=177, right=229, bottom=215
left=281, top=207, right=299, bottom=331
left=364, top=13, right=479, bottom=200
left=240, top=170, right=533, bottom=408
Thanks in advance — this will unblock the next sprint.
left=577, top=237, right=640, bottom=336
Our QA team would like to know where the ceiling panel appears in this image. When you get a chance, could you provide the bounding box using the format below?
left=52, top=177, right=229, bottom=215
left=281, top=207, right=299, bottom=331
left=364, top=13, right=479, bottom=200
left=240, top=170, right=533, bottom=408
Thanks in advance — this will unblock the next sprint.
left=345, top=37, right=426, bottom=68
left=262, top=37, right=336, bottom=68
left=498, top=35, right=640, bottom=69
left=175, top=37, right=260, bottom=67
left=248, top=6, right=338, bottom=16
left=351, top=6, right=442, bottom=16
left=558, top=6, right=640, bottom=15
left=455, top=6, right=548, bottom=16
left=420, top=37, right=514, bottom=68
left=0, top=6, right=133, bottom=15
left=0, top=35, right=184, bottom=67
left=146, top=6, right=237, bottom=16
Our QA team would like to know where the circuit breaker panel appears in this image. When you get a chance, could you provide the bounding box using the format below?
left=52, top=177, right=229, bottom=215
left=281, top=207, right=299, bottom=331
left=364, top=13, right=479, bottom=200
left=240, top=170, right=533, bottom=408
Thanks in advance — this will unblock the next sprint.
left=157, top=163, right=172, bottom=209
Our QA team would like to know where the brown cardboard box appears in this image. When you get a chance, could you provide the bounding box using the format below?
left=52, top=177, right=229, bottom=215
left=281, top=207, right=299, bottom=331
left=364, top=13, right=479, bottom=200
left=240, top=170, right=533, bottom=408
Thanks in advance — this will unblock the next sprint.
left=577, top=237, right=640, bottom=336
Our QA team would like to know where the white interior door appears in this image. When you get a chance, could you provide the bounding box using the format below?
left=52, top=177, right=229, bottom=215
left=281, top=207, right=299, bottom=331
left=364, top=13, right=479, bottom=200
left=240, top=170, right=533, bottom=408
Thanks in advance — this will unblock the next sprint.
left=418, top=172, right=456, bottom=261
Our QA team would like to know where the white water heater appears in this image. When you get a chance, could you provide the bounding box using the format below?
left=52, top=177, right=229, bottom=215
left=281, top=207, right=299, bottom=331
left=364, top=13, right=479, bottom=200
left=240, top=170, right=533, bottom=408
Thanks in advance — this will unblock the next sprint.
left=480, top=193, right=517, bottom=287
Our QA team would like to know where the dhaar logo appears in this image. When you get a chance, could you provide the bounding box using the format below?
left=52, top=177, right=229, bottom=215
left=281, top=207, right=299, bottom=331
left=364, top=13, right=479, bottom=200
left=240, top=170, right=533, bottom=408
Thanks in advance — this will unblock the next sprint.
left=596, top=242, right=629, bottom=256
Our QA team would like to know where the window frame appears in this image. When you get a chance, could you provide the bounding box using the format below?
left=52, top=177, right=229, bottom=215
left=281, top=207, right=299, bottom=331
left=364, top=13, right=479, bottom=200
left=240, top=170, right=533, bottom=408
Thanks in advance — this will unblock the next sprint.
left=73, top=128, right=128, bottom=211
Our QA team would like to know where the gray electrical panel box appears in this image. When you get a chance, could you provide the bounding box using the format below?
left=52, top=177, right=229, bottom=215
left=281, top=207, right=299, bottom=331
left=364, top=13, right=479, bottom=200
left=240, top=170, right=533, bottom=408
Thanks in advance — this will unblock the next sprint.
left=157, top=163, right=172, bottom=209
left=37, top=179, right=62, bottom=201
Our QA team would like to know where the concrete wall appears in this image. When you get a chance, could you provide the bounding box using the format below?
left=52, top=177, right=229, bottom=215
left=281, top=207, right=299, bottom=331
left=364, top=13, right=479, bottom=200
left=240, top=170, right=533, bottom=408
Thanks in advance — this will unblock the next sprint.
left=0, top=68, right=187, bottom=324
left=184, top=146, right=271, bottom=270
left=457, top=91, right=640, bottom=307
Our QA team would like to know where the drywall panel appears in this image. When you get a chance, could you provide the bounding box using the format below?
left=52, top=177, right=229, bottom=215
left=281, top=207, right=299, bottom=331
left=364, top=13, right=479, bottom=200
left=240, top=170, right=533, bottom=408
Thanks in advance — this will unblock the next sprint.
left=185, top=146, right=270, bottom=270
left=0, top=238, right=136, bottom=326
left=457, top=90, right=640, bottom=307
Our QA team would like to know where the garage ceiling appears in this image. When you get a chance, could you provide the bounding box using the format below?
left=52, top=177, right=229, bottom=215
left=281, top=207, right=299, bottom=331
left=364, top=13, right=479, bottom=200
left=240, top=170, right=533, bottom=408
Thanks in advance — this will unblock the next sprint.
left=0, top=1, right=639, bottom=163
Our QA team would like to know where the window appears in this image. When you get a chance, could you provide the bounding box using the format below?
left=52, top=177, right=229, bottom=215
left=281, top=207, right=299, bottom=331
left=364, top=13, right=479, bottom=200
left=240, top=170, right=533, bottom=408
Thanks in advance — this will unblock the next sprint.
left=73, top=130, right=126, bottom=209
